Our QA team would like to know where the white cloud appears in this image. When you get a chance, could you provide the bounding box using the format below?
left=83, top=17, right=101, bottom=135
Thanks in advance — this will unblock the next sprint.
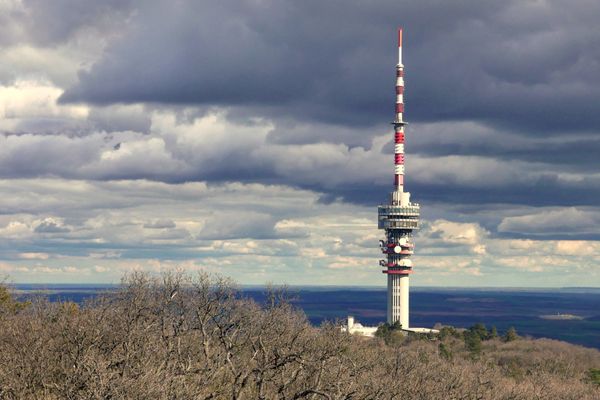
left=0, top=80, right=88, bottom=127
left=18, top=252, right=49, bottom=260
left=417, top=256, right=482, bottom=276
left=0, top=220, right=32, bottom=239
left=555, top=240, right=598, bottom=256
left=419, top=219, right=488, bottom=256
left=498, top=207, right=600, bottom=235
left=0, top=179, right=597, bottom=286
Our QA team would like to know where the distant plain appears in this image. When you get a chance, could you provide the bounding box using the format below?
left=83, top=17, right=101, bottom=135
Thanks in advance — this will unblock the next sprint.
left=15, top=284, right=600, bottom=350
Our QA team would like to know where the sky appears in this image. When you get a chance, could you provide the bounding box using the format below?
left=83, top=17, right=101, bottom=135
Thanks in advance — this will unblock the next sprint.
left=0, top=0, right=599, bottom=286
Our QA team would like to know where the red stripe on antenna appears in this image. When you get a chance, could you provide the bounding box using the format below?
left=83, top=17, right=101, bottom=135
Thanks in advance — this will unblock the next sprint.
left=398, top=27, right=403, bottom=48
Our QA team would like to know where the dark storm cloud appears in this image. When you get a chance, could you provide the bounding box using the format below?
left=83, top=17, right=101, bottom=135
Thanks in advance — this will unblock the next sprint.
left=412, top=137, right=600, bottom=168
left=17, top=0, right=135, bottom=46
left=1, top=126, right=598, bottom=215
left=4, top=0, right=600, bottom=242
left=60, top=0, right=600, bottom=135
left=34, top=220, right=70, bottom=234
left=319, top=174, right=600, bottom=210
left=396, top=122, right=600, bottom=170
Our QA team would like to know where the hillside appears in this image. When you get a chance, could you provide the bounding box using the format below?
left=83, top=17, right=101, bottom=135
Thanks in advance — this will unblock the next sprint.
left=0, top=272, right=599, bottom=399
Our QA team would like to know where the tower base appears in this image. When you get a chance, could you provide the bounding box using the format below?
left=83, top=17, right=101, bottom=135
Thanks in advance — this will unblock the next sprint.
left=343, top=316, right=439, bottom=338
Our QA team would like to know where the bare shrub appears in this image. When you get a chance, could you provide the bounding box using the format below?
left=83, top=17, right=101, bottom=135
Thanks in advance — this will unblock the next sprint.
left=0, top=274, right=599, bottom=399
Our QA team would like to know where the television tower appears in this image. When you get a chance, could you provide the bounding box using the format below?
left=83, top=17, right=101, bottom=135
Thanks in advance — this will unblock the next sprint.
left=378, top=27, right=420, bottom=328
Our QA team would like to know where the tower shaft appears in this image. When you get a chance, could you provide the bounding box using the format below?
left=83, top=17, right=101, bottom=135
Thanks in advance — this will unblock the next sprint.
left=378, top=27, right=420, bottom=328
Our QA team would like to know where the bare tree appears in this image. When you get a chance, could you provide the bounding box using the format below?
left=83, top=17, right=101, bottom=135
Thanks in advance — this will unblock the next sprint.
left=0, top=274, right=599, bottom=399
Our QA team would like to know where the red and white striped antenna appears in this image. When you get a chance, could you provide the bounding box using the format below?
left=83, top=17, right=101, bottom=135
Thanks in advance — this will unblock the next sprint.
left=394, top=26, right=405, bottom=190
left=398, top=27, right=403, bottom=66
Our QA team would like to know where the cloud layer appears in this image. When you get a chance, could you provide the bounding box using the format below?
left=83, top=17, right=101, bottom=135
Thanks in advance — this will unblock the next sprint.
left=0, top=0, right=599, bottom=285
left=60, top=0, right=600, bottom=134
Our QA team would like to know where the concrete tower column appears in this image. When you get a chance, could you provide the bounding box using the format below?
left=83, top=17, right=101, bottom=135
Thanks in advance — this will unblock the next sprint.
left=399, top=275, right=409, bottom=328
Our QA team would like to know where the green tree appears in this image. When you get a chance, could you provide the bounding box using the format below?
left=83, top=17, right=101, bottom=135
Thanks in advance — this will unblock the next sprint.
left=438, top=326, right=460, bottom=341
left=0, top=284, right=29, bottom=315
left=469, top=323, right=489, bottom=340
left=375, top=323, right=390, bottom=339
left=586, top=368, right=600, bottom=386
left=489, top=326, right=498, bottom=339
left=504, top=327, right=518, bottom=342
left=375, top=322, right=406, bottom=346
left=464, top=331, right=482, bottom=357
left=438, top=342, right=453, bottom=361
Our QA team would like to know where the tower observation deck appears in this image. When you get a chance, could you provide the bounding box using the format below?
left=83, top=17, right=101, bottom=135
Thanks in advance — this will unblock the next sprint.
left=378, top=28, right=420, bottom=328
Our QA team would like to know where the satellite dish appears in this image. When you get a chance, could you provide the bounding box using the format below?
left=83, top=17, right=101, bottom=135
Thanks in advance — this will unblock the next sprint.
left=399, top=237, right=407, bottom=246
left=393, top=245, right=402, bottom=254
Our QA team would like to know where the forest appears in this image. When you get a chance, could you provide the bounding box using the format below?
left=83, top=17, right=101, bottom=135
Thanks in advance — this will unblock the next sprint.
left=0, top=272, right=599, bottom=399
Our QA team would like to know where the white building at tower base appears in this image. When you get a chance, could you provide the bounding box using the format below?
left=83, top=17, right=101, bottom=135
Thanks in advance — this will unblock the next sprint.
left=342, top=316, right=438, bottom=338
